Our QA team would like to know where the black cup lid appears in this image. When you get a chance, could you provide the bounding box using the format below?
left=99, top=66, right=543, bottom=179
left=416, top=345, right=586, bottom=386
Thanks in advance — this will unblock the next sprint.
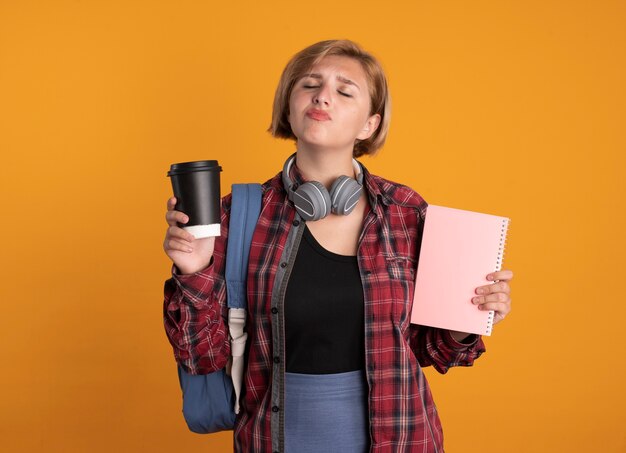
left=167, top=160, right=222, bottom=177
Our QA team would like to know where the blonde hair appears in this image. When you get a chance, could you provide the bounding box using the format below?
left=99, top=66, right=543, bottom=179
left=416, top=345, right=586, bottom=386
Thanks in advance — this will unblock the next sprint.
left=268, top=39, right=391, bottom=157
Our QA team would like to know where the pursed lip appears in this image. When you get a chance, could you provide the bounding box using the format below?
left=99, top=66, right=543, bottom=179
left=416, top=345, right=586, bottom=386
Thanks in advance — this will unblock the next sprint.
left=306, top=108, right=331, bottom=121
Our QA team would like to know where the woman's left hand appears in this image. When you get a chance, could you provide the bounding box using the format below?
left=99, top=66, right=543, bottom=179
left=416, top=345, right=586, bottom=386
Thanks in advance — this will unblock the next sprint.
left=473, top=269, right=514, bottom=326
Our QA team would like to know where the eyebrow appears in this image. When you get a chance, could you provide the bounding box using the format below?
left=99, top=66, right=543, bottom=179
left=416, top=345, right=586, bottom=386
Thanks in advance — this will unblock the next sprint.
left=304, top=73, right=361, bottom=91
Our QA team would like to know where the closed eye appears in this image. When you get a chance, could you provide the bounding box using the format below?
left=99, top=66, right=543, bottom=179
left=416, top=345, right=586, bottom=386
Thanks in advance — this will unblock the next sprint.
left=302, top=84, right=352, bottom=98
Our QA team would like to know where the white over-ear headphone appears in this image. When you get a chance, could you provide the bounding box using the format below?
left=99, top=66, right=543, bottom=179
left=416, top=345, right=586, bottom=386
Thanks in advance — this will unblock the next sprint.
left=282, top=153, right=364, bottom=221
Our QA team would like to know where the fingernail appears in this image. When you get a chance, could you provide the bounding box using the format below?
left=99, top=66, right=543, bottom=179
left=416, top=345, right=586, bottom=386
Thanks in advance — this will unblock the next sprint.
left=472, top=297, right=480, bottom=304
left=476, top=288, right=484, bottom=295
left=487, top=274, right=494, bottom=281
left=187, top=247, right=193, bottom=253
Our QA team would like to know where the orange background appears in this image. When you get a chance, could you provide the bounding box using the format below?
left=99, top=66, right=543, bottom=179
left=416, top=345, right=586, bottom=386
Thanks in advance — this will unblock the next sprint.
left=1, top=1, right=624, bottom=452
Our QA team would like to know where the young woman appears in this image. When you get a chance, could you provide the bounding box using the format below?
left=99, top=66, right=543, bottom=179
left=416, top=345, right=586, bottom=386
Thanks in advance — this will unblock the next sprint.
left=163, top=39, right=513, bottom=453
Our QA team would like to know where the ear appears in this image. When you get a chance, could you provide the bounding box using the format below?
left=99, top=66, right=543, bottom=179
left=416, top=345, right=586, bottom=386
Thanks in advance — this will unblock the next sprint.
left=357, top=113, right=381, bottom=140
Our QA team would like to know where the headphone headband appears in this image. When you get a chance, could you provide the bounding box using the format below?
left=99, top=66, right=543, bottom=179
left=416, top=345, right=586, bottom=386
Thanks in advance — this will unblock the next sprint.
left=282, top=153, right=363, bottom=196
left=281, top=153, right=364, bottom=221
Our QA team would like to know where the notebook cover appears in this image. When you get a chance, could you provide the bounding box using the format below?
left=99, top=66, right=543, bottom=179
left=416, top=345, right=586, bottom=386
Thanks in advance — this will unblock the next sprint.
left=411, top=205, right=509, bottom=336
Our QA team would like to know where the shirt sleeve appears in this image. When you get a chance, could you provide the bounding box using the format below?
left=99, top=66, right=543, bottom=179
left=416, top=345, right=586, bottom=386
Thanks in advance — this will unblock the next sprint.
left=407, top=325, right=486, bottom=374
left=162, top=195, right=232, bottom=375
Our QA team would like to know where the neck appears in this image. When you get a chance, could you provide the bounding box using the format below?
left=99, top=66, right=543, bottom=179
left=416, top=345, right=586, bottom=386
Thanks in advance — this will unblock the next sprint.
left=294, top=147, right=356, bottom=190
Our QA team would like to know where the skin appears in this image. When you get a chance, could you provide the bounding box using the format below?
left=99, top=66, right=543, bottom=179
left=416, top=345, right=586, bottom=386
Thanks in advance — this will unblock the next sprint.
left=284, top=55, right=380, bottom=256
left=163, top=55, right=513, bottom=340
left=287, top=55, right=380, bottom=165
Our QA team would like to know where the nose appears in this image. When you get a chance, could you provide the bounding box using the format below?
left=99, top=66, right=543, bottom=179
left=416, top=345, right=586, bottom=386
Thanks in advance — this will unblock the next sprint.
left=313, top=84, right=332, bottom=105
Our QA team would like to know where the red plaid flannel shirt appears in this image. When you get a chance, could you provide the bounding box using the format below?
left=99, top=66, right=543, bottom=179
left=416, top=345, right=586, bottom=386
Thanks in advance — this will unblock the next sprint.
left=164, top=163, right=486, bottom=452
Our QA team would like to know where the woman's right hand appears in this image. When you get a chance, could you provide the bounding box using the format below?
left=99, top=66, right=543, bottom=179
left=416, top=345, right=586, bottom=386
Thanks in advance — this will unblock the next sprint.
left=163, top=196, right=216, bottom=275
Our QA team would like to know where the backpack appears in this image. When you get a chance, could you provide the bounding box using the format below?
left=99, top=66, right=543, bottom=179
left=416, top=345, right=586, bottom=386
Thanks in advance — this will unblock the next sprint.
left=176, top=183, right=262, bottom=433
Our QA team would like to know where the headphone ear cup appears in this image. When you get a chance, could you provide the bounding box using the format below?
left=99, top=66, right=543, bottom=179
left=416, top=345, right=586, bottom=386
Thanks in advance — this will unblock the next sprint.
left=329, top=176, right=363, bottom=216
left=293, top=181, right=332, bottom=221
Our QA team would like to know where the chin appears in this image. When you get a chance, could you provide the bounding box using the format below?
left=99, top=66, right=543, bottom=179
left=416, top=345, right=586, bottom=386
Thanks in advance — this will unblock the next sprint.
left=297, top=133, right=332, bottom=148
left=295, top=128, right=352, bottom=151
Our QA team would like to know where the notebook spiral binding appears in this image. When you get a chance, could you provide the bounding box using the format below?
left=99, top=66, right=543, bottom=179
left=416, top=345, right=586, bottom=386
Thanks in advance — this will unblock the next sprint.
left=486, top=218, right=510, bottom=335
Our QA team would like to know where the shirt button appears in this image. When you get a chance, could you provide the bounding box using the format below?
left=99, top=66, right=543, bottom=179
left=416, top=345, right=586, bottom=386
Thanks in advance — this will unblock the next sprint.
left=271, top=307, right=278, bottom=314
left=272, top=406, right=280, bottom=412
left=364, top=270, right=372, bottom=275
left=280, top=262, right=287, bottom=268
left=273, top=356, right=280, bottom=363
left=292, top=219, right=300, bottom=227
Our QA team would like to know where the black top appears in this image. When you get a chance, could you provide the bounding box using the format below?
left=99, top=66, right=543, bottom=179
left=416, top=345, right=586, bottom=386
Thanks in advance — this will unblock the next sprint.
left=284, top=224, right=365, bottom=374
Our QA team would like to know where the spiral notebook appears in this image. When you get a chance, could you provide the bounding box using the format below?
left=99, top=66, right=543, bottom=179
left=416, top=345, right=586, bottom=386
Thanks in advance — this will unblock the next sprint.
left=410, top=205, right=510, bottom=336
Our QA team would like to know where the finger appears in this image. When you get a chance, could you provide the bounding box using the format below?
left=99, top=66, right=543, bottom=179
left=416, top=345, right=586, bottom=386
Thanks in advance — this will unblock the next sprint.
left=167, top=225, right=195, bottom=243
left=487, top=269, right=514, bottom=282
left=472, top=292, right=510, bottom=305
left=167, top=196, right=177, bottom=211
left=493, top=312, right=507, bottom=325
left=165, top=210, right=189, bottom=226
left=164, top=237, right=194, bottom=253
left=477, top=301, right=511, bottom=318
left=476, top=281, right=510, bottom=296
